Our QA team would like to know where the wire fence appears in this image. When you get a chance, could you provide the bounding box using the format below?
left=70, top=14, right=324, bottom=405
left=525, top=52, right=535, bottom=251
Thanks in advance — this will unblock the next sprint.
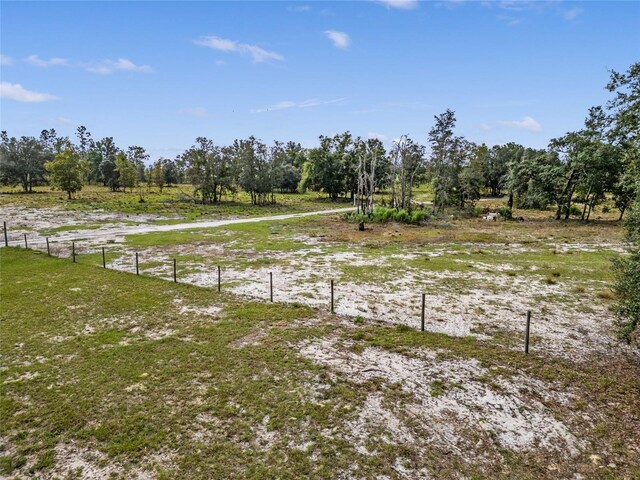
left=2, top=221, right=534, bottom=353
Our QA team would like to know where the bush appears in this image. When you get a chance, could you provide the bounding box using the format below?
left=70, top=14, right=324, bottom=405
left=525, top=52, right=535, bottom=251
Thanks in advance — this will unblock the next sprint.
left=346, top=206, right=431, bottom=226
left=602, top=205, right=610, bottom=213
left=613, top=200, right=640, bottom=345
left=562, top=204, right=582, bottom=217
left=373, top=206, right=395, bottom=222
left=394, top=209, right=410, bottom=223
left=612, top=253, right=640, bottom=344
left=411, top=211, right=426, bottom=224
left=498, top=207, right=513, bottom=220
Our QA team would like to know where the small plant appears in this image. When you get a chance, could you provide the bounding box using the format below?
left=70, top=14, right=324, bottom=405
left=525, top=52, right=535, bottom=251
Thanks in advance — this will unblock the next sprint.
left=602, top=205, right=610, bottom=213
left=394, top=209, right=410, bottom=223
left=430, top=379, right=445, bottom=397
left=497, top=206, right=513, bottom=220
left=410, top=210, right=426, bottom=224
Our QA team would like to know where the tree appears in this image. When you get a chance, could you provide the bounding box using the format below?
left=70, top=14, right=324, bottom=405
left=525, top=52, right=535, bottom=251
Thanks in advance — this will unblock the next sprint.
left=0, top=133, right=51, bottom=192
left=355, top=137, right=384, bottom=215
left=45, top=149, right=87, bottom=199
left=127, top=145, right=149, bottom=183
left=162, top=158, right=180, bottom=186
left=150, top=159, right=165, bottom=192
left=303, top=136, right=345, bottom=200
left=234, top=136, right=276, bottom=205
left=115, top=153, right=137, bottom=192
left=485, top=143, right=523, bottom=199
left=458, top=143, right=485, bottom=209
left=608, top=62, right=640, bottom=344
left=183, top=137, right=235, bottom=203
left=612, top=195, right=640, bottom=345
left=96, top=137, right=120, bottom=190
left=428, top=110, right=464, bottom=213
left=506, top=148, right=560, bottom=210
left=606, top=62, right=639, bottom=220
left=390, top=135, right=424, bottom=210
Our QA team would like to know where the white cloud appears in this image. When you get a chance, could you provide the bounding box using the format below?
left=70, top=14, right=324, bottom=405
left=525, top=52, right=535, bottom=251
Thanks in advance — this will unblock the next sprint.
left=0, top=55, right=13, bottom=66
left=56, top=117, right=74, bottom=125
left=487, top=116, right=542, bottom=132
left=368, top=132, right=389, bottom=141
left=563, top=7, right=583, bottom=20
left=288, top=5, right=311, bottom=12
left=86, top=58, right=153, bottom=74
left=375, top=0, right=418, bottom=9
left=194, top=36, right=284, bottom=63
left=178, top=107, right=208, bottom=117
left=25, top=55, right=69, bottom=67
left=0, top=82, right=58, bottom=102
left=324, top=30, right=351, bottom=49
left=252, top=98, right=345, bottom=113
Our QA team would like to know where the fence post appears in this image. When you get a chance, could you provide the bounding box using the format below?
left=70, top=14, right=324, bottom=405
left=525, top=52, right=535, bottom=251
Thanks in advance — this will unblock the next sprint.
left=525, top=310, right=531, bottom=354
left=135, top=252, right=139, bottom=275
left=269, top=272, right=273, bottom=302
left=421, top=293, right=426, bottom=332
left=46, top=237, right=50, bottom=256
left=331, top=279, right=334, bottom=314
left=102, top=247, right=106, bottom=268
left=24, top=233, right=28, bottom=249
left=173, top=258, right=177, bottom=283
left=3, top=222, right=7, bottom=247
left=217, top=265, right=221, bottom=293
left=72, top=241, right=76, bottom=262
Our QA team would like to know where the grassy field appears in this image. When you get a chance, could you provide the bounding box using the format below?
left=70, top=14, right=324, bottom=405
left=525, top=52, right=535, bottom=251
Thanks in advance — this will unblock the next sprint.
left=1, top=188, right=639, bottom=478
left=0, top=185, right=351, bottom=221
left=1, top=248, right=639, bottom=479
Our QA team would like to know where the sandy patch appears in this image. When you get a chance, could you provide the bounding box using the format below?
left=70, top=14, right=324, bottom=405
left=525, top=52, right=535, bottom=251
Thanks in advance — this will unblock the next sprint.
left=299, top=338, right=584, bottom=456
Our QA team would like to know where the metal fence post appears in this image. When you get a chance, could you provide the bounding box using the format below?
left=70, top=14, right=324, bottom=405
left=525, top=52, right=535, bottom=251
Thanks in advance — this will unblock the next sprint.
left=135, top=252, right=139, bottom=275
left=421, top=293, right=426, bottom=332
left=3, top=222, right=7, bottom=247
left=24, top=233, right=28, bottom=249
left=46, top=237, right=50, bottom=256
left=217, top=265, right=221, bottom=292
left=72, top=241, right=76, bottom=262
left=270, top=272, right=273, bottom=302
left=102, top=247, right=106, bottom=268
left=525, top=310, right=531, bottom=354
left=331, top=279, right=334, bottom=314
left=173, top=258, right=177, bottom=283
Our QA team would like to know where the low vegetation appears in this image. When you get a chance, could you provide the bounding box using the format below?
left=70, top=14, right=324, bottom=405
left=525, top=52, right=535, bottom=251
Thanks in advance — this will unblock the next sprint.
left=1, top=248, right=639, bottom=479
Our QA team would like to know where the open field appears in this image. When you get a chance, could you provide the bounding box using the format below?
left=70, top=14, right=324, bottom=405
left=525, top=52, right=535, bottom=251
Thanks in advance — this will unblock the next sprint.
left=1, top=248, right=639, bottom=479
left=0, top=185, right=353, bottom=222
left=1, top=190, right=639, bottom=478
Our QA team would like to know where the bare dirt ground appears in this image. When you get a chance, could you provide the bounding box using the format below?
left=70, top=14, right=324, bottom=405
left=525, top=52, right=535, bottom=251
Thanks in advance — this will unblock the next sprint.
left=2, top=205, right=639, bottom=479
left=1, top=205, right=355, bottom=247
left=2, top=205, right=634, bottom=362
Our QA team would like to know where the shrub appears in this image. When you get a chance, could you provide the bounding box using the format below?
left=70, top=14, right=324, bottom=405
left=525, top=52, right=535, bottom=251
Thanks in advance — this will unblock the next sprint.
left=613, top=200, right=640, bottom=345
left=498, top=207, right=513, bottom=220
left=602, top=205, right=611, bottom=213
left=411, top=211, right=426, bottom=224
left=562, top=204, right=582, bottom=217
left=394, top=209, right=410, bottom=223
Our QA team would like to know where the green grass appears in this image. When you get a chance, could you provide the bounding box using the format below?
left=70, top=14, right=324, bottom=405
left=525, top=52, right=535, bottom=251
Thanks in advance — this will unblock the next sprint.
left=0, top=184, right=351, bottom=220
left=2, top=243, right=639, bottom=479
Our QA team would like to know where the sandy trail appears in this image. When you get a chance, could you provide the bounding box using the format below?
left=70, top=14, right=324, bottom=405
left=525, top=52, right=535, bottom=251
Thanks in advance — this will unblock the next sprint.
left=1, top=207, right=355, bottom=246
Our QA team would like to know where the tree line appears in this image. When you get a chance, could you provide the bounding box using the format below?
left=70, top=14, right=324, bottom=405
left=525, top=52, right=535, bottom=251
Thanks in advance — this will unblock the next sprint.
left=1, top=63, right=637, bottom=221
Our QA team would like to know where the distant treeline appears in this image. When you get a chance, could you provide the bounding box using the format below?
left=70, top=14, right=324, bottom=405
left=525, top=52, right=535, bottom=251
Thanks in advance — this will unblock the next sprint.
left=1, top=62, right=637, bottom=219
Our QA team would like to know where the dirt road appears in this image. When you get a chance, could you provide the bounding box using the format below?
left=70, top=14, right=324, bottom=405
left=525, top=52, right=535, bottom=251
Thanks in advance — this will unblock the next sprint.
left=2, top=207, right=356, bottom=246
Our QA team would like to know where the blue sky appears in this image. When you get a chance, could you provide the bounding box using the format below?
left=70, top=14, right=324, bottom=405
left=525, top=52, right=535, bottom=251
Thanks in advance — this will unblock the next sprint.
left=1, top=0, right=638, bottom=161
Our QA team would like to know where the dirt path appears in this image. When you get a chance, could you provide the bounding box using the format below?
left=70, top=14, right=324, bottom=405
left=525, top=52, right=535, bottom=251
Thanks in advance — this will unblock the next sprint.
left=2, top=207, right=355, bottom=246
